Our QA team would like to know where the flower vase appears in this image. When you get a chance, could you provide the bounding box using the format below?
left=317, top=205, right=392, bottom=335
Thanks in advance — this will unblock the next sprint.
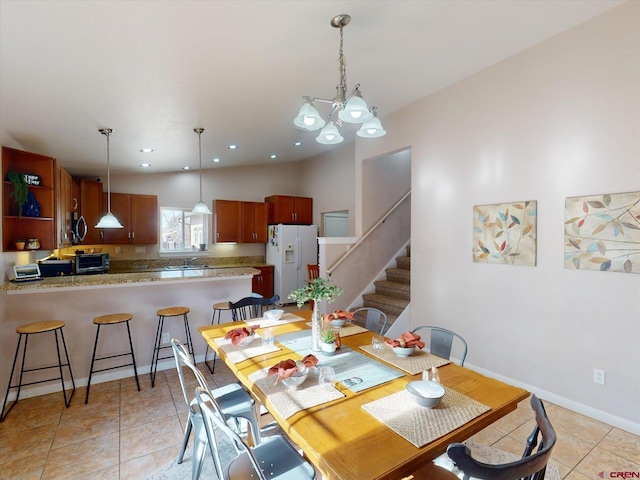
left=311, top=302, right=322, bottom=352
left=23, top=192, right=40, bottom=217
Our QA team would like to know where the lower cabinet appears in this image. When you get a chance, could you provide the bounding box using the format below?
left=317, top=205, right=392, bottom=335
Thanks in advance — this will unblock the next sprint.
left=252, top=266, right=274, bottom=298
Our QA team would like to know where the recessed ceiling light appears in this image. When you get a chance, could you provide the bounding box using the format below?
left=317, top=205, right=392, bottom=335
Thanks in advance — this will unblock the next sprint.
left=140, top=163, right=151, bottom=168
left=294, top=141, right=302, bottom=146
left=227, top=144, right=238, bottom=150
left=183, top=166, right=191, bottom=170
left=270, top=154, right=277, bottom=159
left=139, top=148, right=154, bottom=153
left=212, top=158, right=220, bottom=163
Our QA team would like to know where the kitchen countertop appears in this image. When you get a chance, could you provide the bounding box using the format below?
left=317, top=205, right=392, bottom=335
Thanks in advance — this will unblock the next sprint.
left=2, top=266, right=260, bottom=294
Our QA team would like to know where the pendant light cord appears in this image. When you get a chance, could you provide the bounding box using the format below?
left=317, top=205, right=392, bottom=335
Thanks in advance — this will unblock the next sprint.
left=100, top=128, right=113, bottom=214
left=195, top=127, right=204, bottom=203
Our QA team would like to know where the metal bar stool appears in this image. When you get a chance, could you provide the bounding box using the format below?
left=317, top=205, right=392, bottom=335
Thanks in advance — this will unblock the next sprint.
left=1, top=320, right=75, bottom=421
left=204, top=301, right=231, bottom=374
left=150, top=306, right=194, bottom=387
left=86, top=313, right=140, bottom=403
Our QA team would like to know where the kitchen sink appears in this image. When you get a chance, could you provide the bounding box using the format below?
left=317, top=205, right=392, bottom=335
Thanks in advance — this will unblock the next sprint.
left=164, top=265, right=211, bottom=270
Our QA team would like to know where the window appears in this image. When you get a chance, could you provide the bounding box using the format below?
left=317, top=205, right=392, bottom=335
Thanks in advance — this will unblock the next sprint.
left=160, top=207, right=209, bottom=252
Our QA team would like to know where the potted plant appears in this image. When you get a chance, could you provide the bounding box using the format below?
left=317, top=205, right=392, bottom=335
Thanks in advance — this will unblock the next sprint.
left=289, top=277, right=344, bottom=352
left=14, top=239, right=26, bottom=251
left=320, top=327, right=338, bottom=356
left=7, top=172, right=29, bottom=217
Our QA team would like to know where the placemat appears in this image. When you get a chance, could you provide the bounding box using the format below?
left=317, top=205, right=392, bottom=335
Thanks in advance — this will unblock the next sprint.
left=249, top=369, right=345, bottom=419
left=361, top=386, right=490, bottom=448
left=304, top=322, right=369, bottom=337
left=214, top=335, right=281, bottom=364
left=360, top=344, right=450, bottom=375
left=246, top=312, right=305, bottom=328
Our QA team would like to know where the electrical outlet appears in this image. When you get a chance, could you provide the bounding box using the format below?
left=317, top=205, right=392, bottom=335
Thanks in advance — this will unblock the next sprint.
left=593, top=368, right=606, bottom=385
left=162, top=332, right=170, bottom=345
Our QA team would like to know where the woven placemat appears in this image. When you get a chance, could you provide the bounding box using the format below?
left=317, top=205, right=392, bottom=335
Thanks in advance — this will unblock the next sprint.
left=250, top=369, right=345, bottom=419
left=214, top=335, right=281, bottom=364
left=304, top=322, right=369, bottom=337
left=362, top=386, right=490, bottom=448
left=246, top=312, right=305, bottom=328
left=360, top=345, right=450, bottom=374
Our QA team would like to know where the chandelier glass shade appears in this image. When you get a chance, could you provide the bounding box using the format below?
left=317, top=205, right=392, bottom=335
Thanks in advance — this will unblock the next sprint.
left=294, top=14, right=385, bottom=144
left=95, top=128, right=124, bottom=229
left=192, top=127, right=212, bottom=215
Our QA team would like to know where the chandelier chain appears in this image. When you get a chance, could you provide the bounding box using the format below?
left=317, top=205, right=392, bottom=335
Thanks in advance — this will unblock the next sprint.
left=339, top=24, right=347, bottom=97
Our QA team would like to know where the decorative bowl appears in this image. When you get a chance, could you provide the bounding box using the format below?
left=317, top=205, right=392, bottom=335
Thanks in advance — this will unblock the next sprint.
left=238, top=333, right=256, bottom=345
left=264, top=309, right=284, bottom=321
left=392, top=346, right=416, bottom=357
left=330, top=319, right=347, bottom=328
left=406, top=380, right=445, bottom=408
left=281, top=371, right=308, bottom=389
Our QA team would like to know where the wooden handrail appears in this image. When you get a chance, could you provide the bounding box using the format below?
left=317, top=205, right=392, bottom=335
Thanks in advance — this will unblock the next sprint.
left=327, top=190, right=411, bottom=275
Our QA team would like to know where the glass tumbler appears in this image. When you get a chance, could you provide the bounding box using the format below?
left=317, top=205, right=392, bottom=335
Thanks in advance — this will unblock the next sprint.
left=318, top=366, right=335, bottom=390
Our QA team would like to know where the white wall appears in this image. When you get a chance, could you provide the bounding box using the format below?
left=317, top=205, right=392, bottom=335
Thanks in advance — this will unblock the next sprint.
left=357, top=3, right=640, bottom=432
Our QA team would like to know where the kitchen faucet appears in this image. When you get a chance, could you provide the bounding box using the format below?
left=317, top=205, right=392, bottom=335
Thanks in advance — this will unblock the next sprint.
left=184, top=257, right=197, bottom=266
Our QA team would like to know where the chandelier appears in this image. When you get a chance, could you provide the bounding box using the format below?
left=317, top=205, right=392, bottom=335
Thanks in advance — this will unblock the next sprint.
left=293, top=14, right=386, bottom=144
left=95, top=128, right=124, bottom=228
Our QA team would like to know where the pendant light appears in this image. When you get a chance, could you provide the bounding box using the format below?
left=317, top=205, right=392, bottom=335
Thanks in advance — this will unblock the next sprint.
left=192, top=127, right=211, bottom=215
left=95, top=128, right=123, bottom=228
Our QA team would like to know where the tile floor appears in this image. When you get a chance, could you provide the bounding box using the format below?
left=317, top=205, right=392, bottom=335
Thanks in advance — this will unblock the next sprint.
left=1, top=360, right=638, bottom=479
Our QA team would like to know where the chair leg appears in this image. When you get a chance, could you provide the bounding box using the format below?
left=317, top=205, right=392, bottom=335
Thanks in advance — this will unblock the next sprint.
left=183, top=313, right=195, bottom=363
left=191, top=417, right=209, bottom=480
left=125, top=321, right=140, bottom=392
left=204, top=309, right=221, bottom=374
left=85, top=325, right=101, bottom=404
left=150, top=315, right=165, bottom=387
left=0, top=334, right=26, bottom=421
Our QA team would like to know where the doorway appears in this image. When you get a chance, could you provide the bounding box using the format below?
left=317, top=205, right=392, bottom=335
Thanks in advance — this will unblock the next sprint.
left=323, top=211, right=349, bottom=237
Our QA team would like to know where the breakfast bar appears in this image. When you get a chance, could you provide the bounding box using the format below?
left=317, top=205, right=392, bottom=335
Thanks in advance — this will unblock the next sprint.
left=200, top=312, right=529, bottom=480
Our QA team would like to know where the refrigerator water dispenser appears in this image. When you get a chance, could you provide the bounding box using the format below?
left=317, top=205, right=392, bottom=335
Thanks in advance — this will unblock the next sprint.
left=284, top=244, right=295, bottom=263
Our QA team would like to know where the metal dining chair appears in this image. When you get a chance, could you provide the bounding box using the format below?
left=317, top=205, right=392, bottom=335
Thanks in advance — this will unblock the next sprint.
left=171, top=339, right=261, bottom=480
left=446, top=395, right=558, bottom=480
left=195, top=386, right=316, bottom=480
left=353, top=307, right=388, bottom=335
left=411, top=325, right=468, bottom=366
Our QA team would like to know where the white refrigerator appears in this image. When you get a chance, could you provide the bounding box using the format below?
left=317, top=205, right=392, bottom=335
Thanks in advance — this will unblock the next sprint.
left=266, top=224, right=318, bottom=303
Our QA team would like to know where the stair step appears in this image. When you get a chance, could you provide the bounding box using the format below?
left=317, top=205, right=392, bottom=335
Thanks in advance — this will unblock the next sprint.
left=396, top=256, right=411, bottom=270
left=351, top=309, right=399, bottom=332
left=406, top=245, right=411, bottom=257
left=362, top=293, right=409, bottom=317
left=374, top=280, right=410, bottom=300
left=385, top=268, right=410, bottom=285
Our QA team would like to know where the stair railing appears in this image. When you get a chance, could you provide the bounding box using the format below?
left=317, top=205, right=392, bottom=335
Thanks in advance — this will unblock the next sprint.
left=327, top=190, right=411, bottom=276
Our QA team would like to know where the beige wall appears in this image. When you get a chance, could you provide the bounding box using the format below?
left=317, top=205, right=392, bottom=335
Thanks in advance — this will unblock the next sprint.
left=356, top=3, right=640, bottom=433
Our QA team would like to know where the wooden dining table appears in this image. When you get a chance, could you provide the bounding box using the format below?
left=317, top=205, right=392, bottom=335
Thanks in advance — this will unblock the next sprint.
left=199, top=310, right=529, bottom=480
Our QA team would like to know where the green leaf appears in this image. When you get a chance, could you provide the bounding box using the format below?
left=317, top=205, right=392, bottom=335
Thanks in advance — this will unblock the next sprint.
left=587, top=201, right=605, bottom=209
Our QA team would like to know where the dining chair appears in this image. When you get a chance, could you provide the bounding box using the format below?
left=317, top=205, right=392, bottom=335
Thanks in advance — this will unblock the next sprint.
left=230, top=294, right=280, bottom=321
left=353, top=307, right=388, bottom=335
left=411, top=325, right=468, bottom=366
left=306, top=264, right=319, bottom=310
left=195, top=386, right=316, bottom=480
left=171, top=339, right=261, bottom=480
left=445, top=395, right=558, bottom=480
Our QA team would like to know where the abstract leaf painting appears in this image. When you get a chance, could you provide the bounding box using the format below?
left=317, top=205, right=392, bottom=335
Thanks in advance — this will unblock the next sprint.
left=472, top=201, right=537, bottom=266
left=564, top=191, right=640, bottom=274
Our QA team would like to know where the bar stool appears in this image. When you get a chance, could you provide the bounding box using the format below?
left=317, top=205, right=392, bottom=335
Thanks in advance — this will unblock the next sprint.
left=150, top=306, right=194, bottom=387
left=86, top=313, right=140, bottom=404
left=204, top=301, right=231, bottom=373
left=1, top=320, right=75, bottom=421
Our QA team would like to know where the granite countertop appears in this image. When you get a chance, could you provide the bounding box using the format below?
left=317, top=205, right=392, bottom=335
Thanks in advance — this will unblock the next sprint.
left=3, top=266, right=261, bottom=294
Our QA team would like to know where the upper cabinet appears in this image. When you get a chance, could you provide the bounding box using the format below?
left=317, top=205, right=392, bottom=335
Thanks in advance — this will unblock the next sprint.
left=2, top=146, right=56, bottom=252
left=265, top=195, right=313, bottom=225
left=56, top=166, right=73, bottom=248
left=101, top=192, right=158, bottom=244
left=78, top=179, right=103, bottom=244
left=214, top=199, right=269, bottom=243
left=241, top=201, right=268, bottom=243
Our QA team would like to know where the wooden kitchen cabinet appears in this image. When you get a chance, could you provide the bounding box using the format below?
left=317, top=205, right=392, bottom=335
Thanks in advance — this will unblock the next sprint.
left=252, top=265, right=274, bottom=298
left=214, top=200, right=241, bottom=243
left=101, top=192, right=158, bottom=244
left=78, top=179, right=103, bottom=244
left=241, top=201, right=268, bottom=243
left=2, top=147, right=56, bottom=251
left=56, top=166, right=73, bottom=248
left=265, top=195, right=313, bottom=225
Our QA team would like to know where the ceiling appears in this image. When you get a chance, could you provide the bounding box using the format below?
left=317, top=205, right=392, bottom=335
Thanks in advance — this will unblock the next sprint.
left=0, top=0, right=623, bottom=177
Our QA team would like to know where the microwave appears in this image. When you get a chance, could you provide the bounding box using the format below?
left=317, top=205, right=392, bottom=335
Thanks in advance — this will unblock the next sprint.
left=75, top=253, right=110, bottom=275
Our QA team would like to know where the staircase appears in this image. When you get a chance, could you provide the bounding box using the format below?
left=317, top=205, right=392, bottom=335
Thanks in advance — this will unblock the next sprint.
left=354, top=245, right=410, bottom=331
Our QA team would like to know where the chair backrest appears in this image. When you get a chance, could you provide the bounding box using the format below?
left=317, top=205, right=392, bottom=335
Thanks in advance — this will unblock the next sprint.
left=447, top=395, right=557, bottom=480
left=411, top=325, right=468, bottom=366
left=195, top=386, right=266, bottom=480
left=229, top=295, right=276, bottom=320
left=353, top=307, right=387, bottom=335
left=171, top=338, right=211, bottom=407
left=307, top=264, right=319, bottom=281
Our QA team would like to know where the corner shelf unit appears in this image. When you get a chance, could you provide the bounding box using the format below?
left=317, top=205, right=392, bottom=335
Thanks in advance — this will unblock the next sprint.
left=2, top=146, right=56, bottom=252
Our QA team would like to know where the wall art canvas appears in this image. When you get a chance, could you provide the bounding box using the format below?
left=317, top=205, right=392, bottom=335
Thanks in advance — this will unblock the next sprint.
left=564, top=191, right=640, bottom=274
left=472, top=200, right=537, bottom=266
